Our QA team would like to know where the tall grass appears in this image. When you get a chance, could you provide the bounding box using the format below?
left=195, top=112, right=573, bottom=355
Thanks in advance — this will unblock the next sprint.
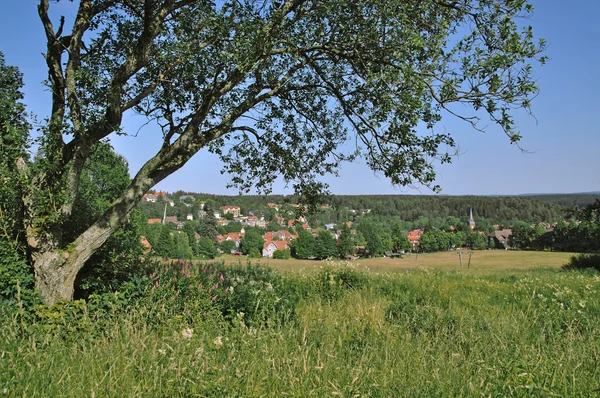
left=2, top=261, right=600, bottom=396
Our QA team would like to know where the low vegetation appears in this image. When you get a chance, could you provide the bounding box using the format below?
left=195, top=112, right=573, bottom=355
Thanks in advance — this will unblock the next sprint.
left=2, top=252, right=600, bottom=396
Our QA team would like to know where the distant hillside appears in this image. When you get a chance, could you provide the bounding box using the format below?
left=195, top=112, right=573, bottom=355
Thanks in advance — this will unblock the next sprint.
left=523, top=193, right=600, bottom=209
left=145, top=192, right=570, bottom=225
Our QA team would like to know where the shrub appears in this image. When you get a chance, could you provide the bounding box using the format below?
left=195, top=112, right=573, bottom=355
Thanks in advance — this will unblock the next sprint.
left=247, top=248, right=262, bottom=258
left=273, top=248, right=291, bottom=259
left=217, top=263, right=304, bottom=326
left=563, top=253, right=600, bottom=272
left=313, top=265, right=368, bottom=302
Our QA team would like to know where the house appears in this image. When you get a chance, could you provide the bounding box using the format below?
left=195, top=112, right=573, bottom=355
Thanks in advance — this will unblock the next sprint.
left=147, top=218, right=162, bottom=224
left=262, top=240, right=289, bottom=258
left=142, top=191, right=168, bottom=203
left=220, top=205, right=241, bottom=217
left=164, top=216, right=178, bottom=225
left=324, top=223, right=335, bottom=230
left=245, top=215, right=259, bottom=227
left=217, top=219, right=230, bottom=226
left=488, top=229, right=513, bottom=249
left=255, top=219, right=267, bottom=228
left=263, top=230, right=296, bottom=242
left=267, top=203, right=279, bottom=210
left=167, top=199, right=175, bottom=207
left=198, top=210, right=207, bottom=218
left=186, top=213, right=194, bottom=221
left=217, top=232, right=243, bottom=247
left=408, top=229, right=424, bottom=250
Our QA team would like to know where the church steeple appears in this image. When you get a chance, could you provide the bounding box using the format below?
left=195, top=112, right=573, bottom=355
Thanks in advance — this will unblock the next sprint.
left=469, top=208, right=475, bottom=230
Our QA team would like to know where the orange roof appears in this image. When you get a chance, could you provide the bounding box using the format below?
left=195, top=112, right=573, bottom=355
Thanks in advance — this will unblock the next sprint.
left=147, top=218, right=162, bottom=224
left=263, top=230, right=296, bottom=241
left=263, top=240, right=289, bottom=251
left=220, top=205, right=240, bottom=210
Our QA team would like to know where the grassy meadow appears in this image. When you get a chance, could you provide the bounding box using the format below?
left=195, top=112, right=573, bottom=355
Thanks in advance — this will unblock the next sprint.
left=2, top=251, right=600, bottom=396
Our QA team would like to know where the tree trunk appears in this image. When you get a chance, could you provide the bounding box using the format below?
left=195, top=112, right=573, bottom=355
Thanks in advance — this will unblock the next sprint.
left=32, top=222, right=115, bottom=305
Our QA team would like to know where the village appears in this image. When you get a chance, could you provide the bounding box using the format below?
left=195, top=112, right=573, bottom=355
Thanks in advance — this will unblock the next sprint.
left=138, top=191, right=524, bottom=259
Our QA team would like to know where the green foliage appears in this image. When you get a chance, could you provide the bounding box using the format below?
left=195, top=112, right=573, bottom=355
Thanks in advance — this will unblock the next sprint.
left=247, top=248, right=262, bottom=259
left=0, top=240, right=39, bottom=312
left=197, top=205, right=218, bottom=243
left=563, top=253, right=600, bottom=273
left=273, top=248, right=291, bottom=259
left=171, top=232, right=194, bottom=260
left=75, top=210, right=145, bottom=298
left=356, top=218, right=383, bottom=256
left=197, top=236, right=218, bottom=259
left=313, top=265, right=368, bottom=302
left=218, top=263, right=303, bottom=326
left=314, top=230, right=337, bottom=260
left=240, top=229, right=264, bottom=255
left=419, top=229, right=450, bottom=252
left=291, top=229, right=315, bottom=259
left=337, top=224, right=354, bottom=258
left=219, top=239, right=237, bottom=254
left=5, top=260, right=600, bottom=396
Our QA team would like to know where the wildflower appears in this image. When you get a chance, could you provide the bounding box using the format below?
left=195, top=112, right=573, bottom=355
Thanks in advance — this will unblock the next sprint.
left=158, top=349, right=166, bottom=355
left=229, top=286, right=234, bottom=293
left=211, top=296, right=217, bottom=301
left=213, top=336, right=223, bottom=347
left=215, top=283, right=219, bottom=289
left=579, top=301, right=586, bottom=308
left=182, top=328, right=194, bottom=339
left=219, top=273, right=224, bottom=281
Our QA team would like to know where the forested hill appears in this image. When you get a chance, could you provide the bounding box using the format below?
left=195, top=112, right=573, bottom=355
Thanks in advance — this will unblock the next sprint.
left=522, top=193, right=600, bottom=209
left=151, top=192, right=570, bottom=224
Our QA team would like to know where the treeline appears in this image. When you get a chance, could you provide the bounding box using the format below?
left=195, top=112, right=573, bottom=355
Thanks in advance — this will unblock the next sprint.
left=525, top=193, right=600, bottom=209
left=138, top=192, right=569, bottom=226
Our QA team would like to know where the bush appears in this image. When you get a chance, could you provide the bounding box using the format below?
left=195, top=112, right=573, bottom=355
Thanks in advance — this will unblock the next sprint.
left=273, top=248, right=291, bottom=259
left=247, top=248, right=262, bottom=258
left=313, top=265, right=368, bottom=302
left=217, top=263, right=303, bottom=326
left=563, top=253, right=600, bottom=272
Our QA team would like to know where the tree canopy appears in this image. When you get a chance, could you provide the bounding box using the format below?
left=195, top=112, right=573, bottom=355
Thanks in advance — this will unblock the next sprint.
left=9, top=0, right=546, bottom=303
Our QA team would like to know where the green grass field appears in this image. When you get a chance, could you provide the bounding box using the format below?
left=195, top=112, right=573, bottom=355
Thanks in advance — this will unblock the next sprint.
left=220, top=250, right=575, bottom=274
left=2, top=251, right=599, bottom=396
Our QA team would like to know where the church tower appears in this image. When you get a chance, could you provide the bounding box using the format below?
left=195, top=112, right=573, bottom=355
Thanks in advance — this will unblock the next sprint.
left=469, top=208, right=476, bottom=230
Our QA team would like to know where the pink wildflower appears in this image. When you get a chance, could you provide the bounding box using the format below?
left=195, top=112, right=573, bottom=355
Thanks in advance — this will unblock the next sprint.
left=219, top=273, right=224, bottom=281
left=211, top=296, right=217, bottom=301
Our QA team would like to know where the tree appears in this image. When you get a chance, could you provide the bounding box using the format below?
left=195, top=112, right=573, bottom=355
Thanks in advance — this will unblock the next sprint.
left=17, top=1, right=544, bottom=303
left=314, top=229, right=337, bottom=259
left=239, top=229, right=264, bottom=255
left=291, top=229, right=315, bottom=259
left=0, top=52, right=33, bottom=303
left=220, top=239, right=237, bottom=254
left=197, top=236, right=218, bottom=259
left=197, top=205, right=218, bottom=243
left=337, top=224, right=354, bottom=258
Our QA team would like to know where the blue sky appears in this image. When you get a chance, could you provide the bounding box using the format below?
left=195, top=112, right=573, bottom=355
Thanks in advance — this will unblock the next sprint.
left=1, top=1, right=599, bottom=196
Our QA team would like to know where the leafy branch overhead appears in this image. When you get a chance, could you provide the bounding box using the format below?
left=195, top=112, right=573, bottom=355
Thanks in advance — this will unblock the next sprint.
left=13, top=0, right=546, bottom=304
left=39, top=0, right=545, bottom=201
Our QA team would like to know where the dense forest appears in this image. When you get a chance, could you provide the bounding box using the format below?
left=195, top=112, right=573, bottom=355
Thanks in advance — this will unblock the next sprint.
left=524, top=193, right=600, bottom=209
left=139, top=192, right=571, bottom=226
